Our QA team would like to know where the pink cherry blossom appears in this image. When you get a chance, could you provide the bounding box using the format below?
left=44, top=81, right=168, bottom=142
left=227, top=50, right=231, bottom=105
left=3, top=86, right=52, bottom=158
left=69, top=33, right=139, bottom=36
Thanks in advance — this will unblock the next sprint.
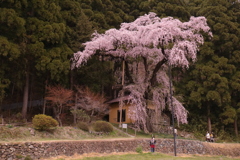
left=73, top=12, right=212, bottom=132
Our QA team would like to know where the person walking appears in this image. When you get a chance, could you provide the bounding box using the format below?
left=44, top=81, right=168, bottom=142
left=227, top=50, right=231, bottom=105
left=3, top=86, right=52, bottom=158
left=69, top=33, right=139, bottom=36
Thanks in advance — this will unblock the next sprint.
left=210, top=132, right=214, bottom=142
left=174, top=128, right=178, bottom=137
left=206, top=131, right=210, bottom=142
left=150, top=137, right=156, bottom=152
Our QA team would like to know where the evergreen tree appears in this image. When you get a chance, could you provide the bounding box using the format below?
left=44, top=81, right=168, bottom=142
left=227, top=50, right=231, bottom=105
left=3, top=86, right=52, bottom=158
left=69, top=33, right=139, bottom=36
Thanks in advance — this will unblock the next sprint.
left=153, top=0, right=191, bottom=21
left=0, top=0, right=84, bottom=118
left=178, top=0, right=240, bottom=136
left=0, top=1, right=26, bottom=107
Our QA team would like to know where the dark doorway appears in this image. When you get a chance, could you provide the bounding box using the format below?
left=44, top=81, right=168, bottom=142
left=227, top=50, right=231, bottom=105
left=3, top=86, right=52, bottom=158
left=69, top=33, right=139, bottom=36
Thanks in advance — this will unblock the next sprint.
left=117, top=109, right=126, bottom=122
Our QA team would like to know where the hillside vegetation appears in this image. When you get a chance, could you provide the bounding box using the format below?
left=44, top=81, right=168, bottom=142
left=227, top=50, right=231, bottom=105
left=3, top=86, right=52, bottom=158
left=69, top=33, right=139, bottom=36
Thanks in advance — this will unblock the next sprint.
left=1, top=0, right=240, bottom=142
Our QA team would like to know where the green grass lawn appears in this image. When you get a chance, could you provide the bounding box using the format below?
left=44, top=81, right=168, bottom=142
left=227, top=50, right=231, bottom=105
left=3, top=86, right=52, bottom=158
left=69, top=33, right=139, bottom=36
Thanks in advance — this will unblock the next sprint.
left=59, top=153, right=240, bottom=160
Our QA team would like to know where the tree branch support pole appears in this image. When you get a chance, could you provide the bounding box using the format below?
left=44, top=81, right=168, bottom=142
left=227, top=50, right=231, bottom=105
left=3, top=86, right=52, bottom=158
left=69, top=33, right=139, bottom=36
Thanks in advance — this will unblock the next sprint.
left=168, top=64, right=177, bottom=156
left=119, top=59, right=125, bottom=128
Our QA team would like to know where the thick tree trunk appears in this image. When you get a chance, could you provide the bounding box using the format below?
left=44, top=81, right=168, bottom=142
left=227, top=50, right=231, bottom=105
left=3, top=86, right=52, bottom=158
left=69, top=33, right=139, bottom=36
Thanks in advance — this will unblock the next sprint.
left=43, top=99, right=46, bottom=114
left=150, top=47, right=167, bottom=87
left=124, top=61, right=134, bottom=84
left=53, top=107, right=62, bottom=127
left=73, top=93, right=77, bottom=124
left=43, top=80, right=48, bottom=114
left=22, top=72, right=29, bottom=119
left=1, top=115, right=4, bottom=125
left=207, top=105, right=212, bottom=133
left=56, top=114, right=62, bottom=127
left=150, top=58, right=167, bottom=86
left=28, top=75, right=34, bottom=113
left=146, top=109, right=155, bottom=132
left=234, top=117, right=238, bottom=137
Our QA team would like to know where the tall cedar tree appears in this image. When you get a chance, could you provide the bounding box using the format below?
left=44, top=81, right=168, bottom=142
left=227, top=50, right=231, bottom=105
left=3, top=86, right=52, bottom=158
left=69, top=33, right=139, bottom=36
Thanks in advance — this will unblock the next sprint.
left=178, top=0, right=240, bottom=136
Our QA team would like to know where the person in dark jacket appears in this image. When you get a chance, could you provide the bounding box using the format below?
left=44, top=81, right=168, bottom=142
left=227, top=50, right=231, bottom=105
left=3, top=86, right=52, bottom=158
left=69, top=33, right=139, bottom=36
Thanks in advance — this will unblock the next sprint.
left=150, top=137, right=156, bottom=152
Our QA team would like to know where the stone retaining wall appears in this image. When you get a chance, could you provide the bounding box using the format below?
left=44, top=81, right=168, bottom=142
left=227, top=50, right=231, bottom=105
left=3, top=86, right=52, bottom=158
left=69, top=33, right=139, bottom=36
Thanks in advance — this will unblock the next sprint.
left=1, top=139, right=240, bottom=159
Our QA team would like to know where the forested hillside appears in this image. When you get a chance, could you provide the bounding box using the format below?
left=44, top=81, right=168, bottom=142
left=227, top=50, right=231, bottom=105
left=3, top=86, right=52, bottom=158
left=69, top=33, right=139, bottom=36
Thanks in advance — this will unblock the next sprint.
left=0, top=0, right=240, bottom=140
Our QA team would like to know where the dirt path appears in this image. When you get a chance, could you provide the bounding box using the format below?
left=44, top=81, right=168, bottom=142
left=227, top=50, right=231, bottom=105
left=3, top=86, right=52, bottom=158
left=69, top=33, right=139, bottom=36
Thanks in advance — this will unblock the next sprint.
left=205, top=142, right=240, bottom=149
left=0, top=137, right=138, bottom=144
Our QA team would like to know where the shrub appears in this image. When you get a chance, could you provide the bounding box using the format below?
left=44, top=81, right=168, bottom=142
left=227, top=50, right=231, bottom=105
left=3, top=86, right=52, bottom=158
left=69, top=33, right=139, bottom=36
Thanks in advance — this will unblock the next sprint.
left=93, top=121, right=113, bottom=133
left=24, top=155, right=32, bottom=160
left=15, top=112, right=25, bottom=123
left=32, top=114, right=58, bottom=131
left=15, top=154, right=24, bottom=159
left=77, top=121, right=89, bottom=132
left=6, top=124, right=13, bottom=128
left=71, top=109, right=90, bottom=122
left=136, top=145, right=143, bottom=153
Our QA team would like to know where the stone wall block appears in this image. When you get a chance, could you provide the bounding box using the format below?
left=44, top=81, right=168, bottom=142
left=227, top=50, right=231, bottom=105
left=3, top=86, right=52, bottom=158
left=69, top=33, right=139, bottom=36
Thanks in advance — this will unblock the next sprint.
left=0, top=139, right=240, bottom=159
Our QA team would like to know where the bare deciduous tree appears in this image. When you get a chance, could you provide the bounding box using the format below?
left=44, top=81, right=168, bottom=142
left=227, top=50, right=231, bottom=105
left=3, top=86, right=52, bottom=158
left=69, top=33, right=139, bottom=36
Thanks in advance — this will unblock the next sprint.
left=45, top=85, right=73, bottom=126
left=75, top=86, right=109, bottom=121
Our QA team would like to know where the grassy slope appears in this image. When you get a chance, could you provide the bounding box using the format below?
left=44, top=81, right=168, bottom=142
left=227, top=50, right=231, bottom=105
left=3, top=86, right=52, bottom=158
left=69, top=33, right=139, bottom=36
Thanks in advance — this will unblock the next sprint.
left=0, top=125, right=131, bottom=142
left=0, top=123, right=183, bottom=142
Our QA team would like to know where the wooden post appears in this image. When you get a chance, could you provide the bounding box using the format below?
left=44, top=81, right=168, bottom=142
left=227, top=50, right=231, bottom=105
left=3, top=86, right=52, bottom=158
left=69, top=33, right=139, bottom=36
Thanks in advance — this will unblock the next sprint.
left=119, top=60, right=125, bottom=128
left=169, top=64, right=177, bottom=156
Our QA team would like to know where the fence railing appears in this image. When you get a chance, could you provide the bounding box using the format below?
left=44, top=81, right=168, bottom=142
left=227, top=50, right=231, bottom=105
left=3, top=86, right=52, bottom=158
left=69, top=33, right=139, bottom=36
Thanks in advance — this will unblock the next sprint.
left=1, top=99, right=44, bottom=110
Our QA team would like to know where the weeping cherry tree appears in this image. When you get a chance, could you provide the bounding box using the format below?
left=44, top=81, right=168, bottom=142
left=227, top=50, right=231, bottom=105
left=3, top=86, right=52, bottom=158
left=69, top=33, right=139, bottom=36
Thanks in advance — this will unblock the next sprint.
left=73, top=12, right=212, bottom=133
